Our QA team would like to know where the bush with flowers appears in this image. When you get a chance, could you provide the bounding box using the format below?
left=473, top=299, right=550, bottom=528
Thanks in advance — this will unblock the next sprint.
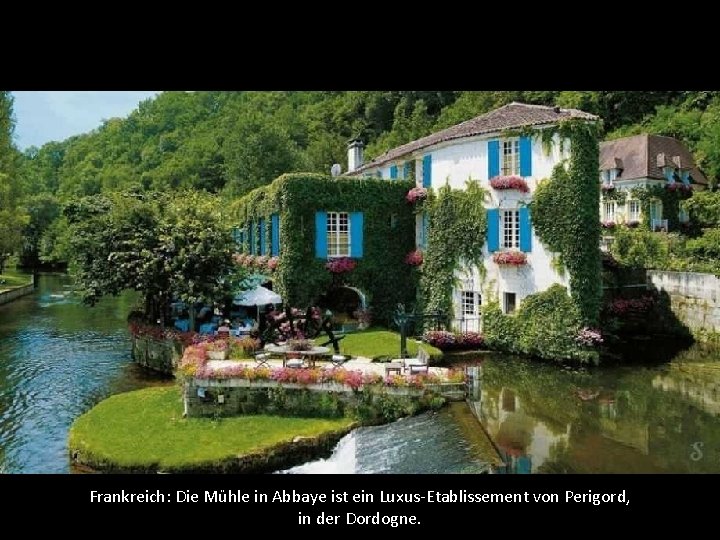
left=575, top=327, right=604, bottom=347
left=489, top=175, right=529, bottom=193
left=423, top=330, right=484, bottom=351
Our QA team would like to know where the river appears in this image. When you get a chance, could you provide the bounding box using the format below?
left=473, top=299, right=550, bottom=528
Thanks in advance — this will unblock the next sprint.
left=1, top=275, right=719, bottom=473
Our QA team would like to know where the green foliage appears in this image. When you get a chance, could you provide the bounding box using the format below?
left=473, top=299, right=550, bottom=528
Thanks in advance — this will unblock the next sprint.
left=232, top=174, right=417, bottom=323
left=482, top=285, right=599, bottom=364
left=684, top=191, right=720, bottom=227
left=628, top=185, right=692, bottom=231
left=420, top=181, right=487, bottom=314
left=532, top=121, right=602, bottom=325
left=611, top=227, right=671, bottom=269
left=311, top=327, right=441, bottom=361
left=68, top=190, right=240, bottom=322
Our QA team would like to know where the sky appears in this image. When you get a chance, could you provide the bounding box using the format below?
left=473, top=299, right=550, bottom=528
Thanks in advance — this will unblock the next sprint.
left=11, top=91, right=160, bottom=150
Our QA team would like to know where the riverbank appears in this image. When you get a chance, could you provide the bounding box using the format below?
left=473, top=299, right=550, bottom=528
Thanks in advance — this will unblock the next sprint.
left=69, top=387, right=356, bottom=473
left=0, top=270, right=34, bottom=305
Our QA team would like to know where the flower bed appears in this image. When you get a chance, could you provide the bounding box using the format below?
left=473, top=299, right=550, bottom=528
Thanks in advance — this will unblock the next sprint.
left=489, top=175, right=529, bottom=193
left=405, top=250, right=423, bottom=266
left=422, top=330, right=484, bottom=351
left=492, top=251, right=527, bottom=266
left=406, top=187, right=428, bottom=203
left=325, top=257, right=356, bottom=274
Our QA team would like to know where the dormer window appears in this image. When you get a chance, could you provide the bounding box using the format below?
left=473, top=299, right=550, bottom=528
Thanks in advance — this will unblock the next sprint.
left=662, top=166, right=676, bottom=183
left=601, top=169, right=619, bottom=184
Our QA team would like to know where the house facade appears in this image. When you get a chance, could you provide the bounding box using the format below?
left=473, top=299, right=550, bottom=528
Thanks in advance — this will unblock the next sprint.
left=599, top=134, right=707, bottom=232
left=346, top=102, right=598, bottom=331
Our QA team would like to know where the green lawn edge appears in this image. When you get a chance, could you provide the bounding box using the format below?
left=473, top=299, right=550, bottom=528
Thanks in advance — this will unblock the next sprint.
left=69, top=386, right=355, bottom=473
left=314, top=327, right=442, bottom=360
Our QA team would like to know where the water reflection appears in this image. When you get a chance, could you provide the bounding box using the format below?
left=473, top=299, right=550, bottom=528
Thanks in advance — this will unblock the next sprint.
left=0, top=275, right=169, bottom=473
left=471, top=351, right=720, bottom=473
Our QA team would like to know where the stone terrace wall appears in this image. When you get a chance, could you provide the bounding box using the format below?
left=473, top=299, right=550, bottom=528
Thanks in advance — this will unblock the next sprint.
left=0, top=284, right=34, bottom=306
left=648, top=271, right=720, bottom=333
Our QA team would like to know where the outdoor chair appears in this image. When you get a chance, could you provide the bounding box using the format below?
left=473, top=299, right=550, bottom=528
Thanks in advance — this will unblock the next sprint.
left=393, top=348, right=429, bottom=375
left=330, top=354, right=350, bottom=368
left=254, top=352, right=270, bottom=368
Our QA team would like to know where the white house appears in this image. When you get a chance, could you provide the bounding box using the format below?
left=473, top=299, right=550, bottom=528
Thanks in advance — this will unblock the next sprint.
left=345, top=102, right=597, bottom=331
left=599, top=134, right=707, bottom=231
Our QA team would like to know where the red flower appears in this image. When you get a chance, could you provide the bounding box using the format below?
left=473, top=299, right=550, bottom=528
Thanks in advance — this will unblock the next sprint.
left=490, top=175, right=529, bottom=193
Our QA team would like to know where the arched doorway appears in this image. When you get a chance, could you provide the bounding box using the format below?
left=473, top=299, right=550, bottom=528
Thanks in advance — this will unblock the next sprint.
left=316, top=286, right=367, bottom=331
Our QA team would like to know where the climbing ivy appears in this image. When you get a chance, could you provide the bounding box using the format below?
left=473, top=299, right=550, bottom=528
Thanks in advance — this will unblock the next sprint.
left=231, top=174, right=417, bottom=323
left=601, top=188, right=627, bottom=204
left=420, top=181, right=487, bottom=314
left=531, top=120, right=602, bottom=326
left=628, top=185, right=693, bottom=231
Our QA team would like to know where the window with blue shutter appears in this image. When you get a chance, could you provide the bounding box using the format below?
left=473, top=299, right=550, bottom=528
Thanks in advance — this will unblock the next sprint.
left=519, top=207, right=532, bottom=252
left=271, top=214, right=280, bottom=256
left=315, top=212, right=327, bottom=258
left=486, top=209, right=500, bottom=252
left=350, top=212, right=364, bottom=258
left=403, top=161, right=412, bottom=179
left=259, top=218, right=266, bottom=255
left=488, top=140, right=500, bottom=179
left=422, top=155, right=432, bottom=188
left=248, top=222, right=255, bottom=255
left=519, top=136, right=532, bottom=177
left=390, top=165, right=398, bottom=180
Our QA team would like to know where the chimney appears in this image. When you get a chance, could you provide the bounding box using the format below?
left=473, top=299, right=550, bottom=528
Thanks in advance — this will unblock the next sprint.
left=347, top=139, right=364, bottom=172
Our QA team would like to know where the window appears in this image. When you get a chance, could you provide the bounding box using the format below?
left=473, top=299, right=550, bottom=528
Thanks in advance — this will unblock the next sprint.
left=327, top=212, right=350, bottom=257
left=502, top=210, right=520, bottom=249
left=502, top=139, right=520, bottom=176
left=649, top=200, right=663, bottom=221
left=461, top=291, right=477, bottom=316
left=601, top=169, right=618, bottom=184
left=679, top=205, right=690, bottom=223
left=503, top=292, right=517, bottom=314
left=603, top=201, right=616, bottom=222
left=627, top=200, right=640, bottom=222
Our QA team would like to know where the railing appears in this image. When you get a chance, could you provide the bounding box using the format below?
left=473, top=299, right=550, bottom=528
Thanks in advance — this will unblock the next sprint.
left=450, top=316, right=482, bottom=333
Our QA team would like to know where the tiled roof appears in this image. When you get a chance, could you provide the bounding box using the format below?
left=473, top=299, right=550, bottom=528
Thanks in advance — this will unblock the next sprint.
left=600, top=134, right=708, bottom=185
left=346, top=102, right=597, bottom=175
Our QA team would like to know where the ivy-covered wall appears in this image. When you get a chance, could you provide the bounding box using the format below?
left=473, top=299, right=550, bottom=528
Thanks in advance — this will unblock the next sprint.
left=532, top=121, right=602, bottom=326
left=232, top=174, right=417, bottom=322
left=420, top=181, right=487, bottom=314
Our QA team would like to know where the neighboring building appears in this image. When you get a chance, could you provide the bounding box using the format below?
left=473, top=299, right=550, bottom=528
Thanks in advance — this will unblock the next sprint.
left=599, top=134, right=707, bottom=231
left=346, top=102, right=597, bottom=331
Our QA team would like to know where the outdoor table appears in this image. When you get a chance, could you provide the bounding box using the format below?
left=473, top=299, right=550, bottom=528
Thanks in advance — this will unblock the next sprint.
left=264, top=345, right=331, bottom=368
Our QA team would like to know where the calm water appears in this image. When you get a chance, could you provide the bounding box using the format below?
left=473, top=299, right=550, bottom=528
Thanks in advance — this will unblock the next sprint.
left=2, top=274, right=719, bottom=473
left=0, top=275, right=167, bottom=473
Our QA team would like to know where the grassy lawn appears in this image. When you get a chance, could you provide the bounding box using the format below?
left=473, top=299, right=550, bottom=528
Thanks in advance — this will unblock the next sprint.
left=0, top=268, right=32, bottom=290
left=315, top=327, right=442, bottom=360
left=69, top=387, right=354, bottom=470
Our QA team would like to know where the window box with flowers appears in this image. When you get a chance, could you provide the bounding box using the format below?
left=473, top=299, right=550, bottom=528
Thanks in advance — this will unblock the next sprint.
left=489, top=175, right=529, bottom=193
left=666, top=183, right=692, bottom=193
left=325, top=257, right=356, bottom=274
left=601, top=221, right=616, bottom=230
left=492, top=250, right=527, bottom=266
left=406, top=187, right=428, bottom=204
left=404, top=250, right=423, bottom=266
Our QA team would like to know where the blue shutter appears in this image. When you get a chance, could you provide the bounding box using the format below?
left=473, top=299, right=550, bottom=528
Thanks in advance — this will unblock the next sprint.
left=315, top=212, right=327, bottom=258
left=488, top=140, right=500, bottom=179
left=403, top=161, right=412, bottom=179
left=271, top=214, right=280, bottom=256
left=259, top=218, right=266, bottom=255
left=519, top=207, right=532, bottom=253
left=249, top=222, right=255, bottom=255
left=487, top=209, right=499, bottom=252
left=350, top=212, right=364, bottom=258
left=390, top=165, right=398, bottom=180
left=422, top=155, right=432, bottom=188
left=519, top=136, right=532, bottom=177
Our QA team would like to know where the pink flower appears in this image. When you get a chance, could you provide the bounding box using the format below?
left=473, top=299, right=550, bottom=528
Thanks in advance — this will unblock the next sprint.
left=406, top=187, right=428, bottom=203
left=490, top=175, right=529, bottom=193
left=492, top=251, right=527, bottom=266
left=325, top=257, right=357, bottom=273
left=405, top=250, right=423, bottom=266
left=267, top=256, right=279, bottom=271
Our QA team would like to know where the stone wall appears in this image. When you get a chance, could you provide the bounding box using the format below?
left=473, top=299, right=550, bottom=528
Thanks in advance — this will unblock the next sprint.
left=648, top=271, right=720, bottom=333
left=0, top=284, right=34, bottom=306
left=184, top=378, right=464, bottom=421
left=131, top=336, right=182, bottom=374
